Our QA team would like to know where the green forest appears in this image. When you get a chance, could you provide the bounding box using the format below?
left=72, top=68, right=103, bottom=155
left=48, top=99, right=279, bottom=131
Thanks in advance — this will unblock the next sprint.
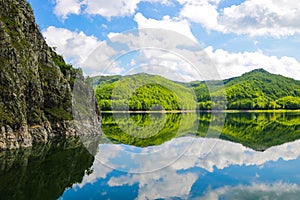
left=192, top=68, right=300, bottom=110
left=91, top=69, right=300, bottom=111
left=101, top=112, right=300, bottom=151
left=93, top=73, right=197, bottom=111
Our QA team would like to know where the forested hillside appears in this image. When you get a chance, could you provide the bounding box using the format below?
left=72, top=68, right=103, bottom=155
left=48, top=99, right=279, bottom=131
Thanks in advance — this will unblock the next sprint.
left=93, top=73, right=197, bottom=111
left=93, top=69, right=300, bottom=111
left=192, top=69, right=300, bottom=109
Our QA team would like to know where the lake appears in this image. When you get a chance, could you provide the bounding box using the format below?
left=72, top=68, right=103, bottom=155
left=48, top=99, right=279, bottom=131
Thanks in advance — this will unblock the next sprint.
left=1, top=112, right=300, bottom=199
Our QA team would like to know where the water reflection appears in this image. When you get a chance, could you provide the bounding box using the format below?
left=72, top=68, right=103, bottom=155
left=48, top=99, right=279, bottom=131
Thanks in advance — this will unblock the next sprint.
left=102, top=112, right=198, bottom=147
left=2, top=112, right=300, bottom=199
left=0, top=138, right=95, bottom=200
left=61, top=137, right=300, bottom=199
left=59, top=112, right=300, bottom=199
left=103, top=112, right=300, bottom=151
left=199, top=183, right=300, bottom=200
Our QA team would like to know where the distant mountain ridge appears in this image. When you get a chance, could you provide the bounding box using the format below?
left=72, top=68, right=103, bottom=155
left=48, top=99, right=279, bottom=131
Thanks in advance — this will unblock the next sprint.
left=92, top=69, right=300, bottom=110
left=193, top=68, right=300, bottom=109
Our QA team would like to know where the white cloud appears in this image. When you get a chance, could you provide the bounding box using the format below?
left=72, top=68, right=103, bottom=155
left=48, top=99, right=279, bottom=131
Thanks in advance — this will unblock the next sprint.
left=42, top=26, right=101, bottom=67
left=122, top=13, right=220, bottom=81
left=178, top=0, right=300, bottom=37
left=76, top=160, right=113, bottom=188
left=134, top=12, right=197, bottom=42
left=42, top=27, right=300, bottom=81
left=93, top=136, right=300, bottom=175
left=101, top=27, right=217, bottom=81
left=217, top=0, right=300, bottom=37
left=52, top=0, right=300, bottom=37
left=199, top=182, right=300, bottom=200
left=108, top=170, right=197, bottom=200
left=53, top=0, right=84, bottom=20
left=106, top=62, right=125, bottom=74
left=53, top=0, right=171, bottom=20
left=74, top=137, right=300, bottom=199
left=84, top=0, right=141, bottom=19
left=42, top=26, right=206, bottom=79
left=179, top=0, right=219, bottom=30
left=42, top=26, right=122, bottom=75
left=107, top=28, right=300, bottom=81
left=204, top=46, right=300, bottom=80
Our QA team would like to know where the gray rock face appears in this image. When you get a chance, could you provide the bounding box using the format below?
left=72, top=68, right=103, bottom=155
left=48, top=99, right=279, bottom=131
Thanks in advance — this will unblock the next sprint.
left=0, top=0, right=101, bottom=149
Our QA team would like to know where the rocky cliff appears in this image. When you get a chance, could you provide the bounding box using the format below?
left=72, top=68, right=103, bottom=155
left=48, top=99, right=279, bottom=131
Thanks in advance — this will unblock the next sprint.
left=0, top=0, right=101, bottom=149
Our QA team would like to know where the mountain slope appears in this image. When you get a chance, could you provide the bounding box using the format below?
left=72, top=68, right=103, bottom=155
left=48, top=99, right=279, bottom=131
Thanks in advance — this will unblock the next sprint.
left=94, top=73, right=197, bottom=111
left=192, top=69, right=300, bottom=109
left=94, top=69, right=300, bottom=110
left=0, top=0, right=100, bottom=149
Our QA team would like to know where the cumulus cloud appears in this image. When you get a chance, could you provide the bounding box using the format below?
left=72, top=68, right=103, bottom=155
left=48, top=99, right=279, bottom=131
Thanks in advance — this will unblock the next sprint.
left=108, top=169, right=198, bottom=200
left=199, top=183, right=300, bottom=200
left=53, top=0, right=84, bottom=20
left=103, top=16, right=221, bottom=81
left=134, top=12, right=197, bottom=42
left=179, top=0, right=219, bottom=30
left=178, top=0, right=300, bottom=37
left=42, top=26, right=204, bottom=79
left=53, top=0, right=300, bottom=37
left=117, top=13, right=300, bottom=81
left=73, top=137, right=300, bottom=199
left=53, top=0, right=171, bottom=20
left=97, top=27, right=217, bottom=81
left=218, top=0, right=300, bottom=37
left=84, top=0, right=141, bottom=19
left=84, top=0, right=171, bottom=19
left=204, top=46, right=300, bottom=80
left=42, top=26, right=123, bottom=75
left=42, top=26, right=101, bottom=67
left=93, top=137, right=300, bottom=175
left=42, top=26, right=300, bottom=81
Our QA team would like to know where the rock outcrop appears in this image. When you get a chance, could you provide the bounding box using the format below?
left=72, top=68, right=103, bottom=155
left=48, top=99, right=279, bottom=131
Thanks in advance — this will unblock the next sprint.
left=0, top=0, right=101, bottom=149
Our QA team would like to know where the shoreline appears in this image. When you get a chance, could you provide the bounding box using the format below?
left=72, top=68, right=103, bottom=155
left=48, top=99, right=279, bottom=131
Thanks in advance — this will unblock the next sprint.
left=100, top=109, right=300, bottom=114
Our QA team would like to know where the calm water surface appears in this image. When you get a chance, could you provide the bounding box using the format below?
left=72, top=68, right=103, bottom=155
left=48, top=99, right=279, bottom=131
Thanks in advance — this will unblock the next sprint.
left=1, top=112, right=300, bottom=199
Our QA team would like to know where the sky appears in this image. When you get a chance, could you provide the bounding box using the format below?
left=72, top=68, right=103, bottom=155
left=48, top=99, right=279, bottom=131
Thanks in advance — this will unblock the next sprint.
left=27, top=0, right=300, bottom=81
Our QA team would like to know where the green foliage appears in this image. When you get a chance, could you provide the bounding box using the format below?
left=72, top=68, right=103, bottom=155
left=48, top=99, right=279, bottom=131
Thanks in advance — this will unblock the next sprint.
left=0, top=3, right=29, bottom=51
left=52, top=53, right=72, bottom=76
left=87, top=75, right=121, bottom=88
left=0, top=0, right=78, bottom=129
left=95, top=69, right=300, bottom=111
left=101, top=112, right=197, bottom=147
left=101, top=112, right=300, bottom=151
left=95, top=73, right=197, bottom=111
left=128, top=84, right=181, bottom=110
left=45, top=107, right=73, bottom=120
left=277, top=96, right=300, bottom=109
left=216, top=112, right=300, bottom=151
left=192, top=69, right=300, bottom=110
left=101, top=113, right=181, bottom=147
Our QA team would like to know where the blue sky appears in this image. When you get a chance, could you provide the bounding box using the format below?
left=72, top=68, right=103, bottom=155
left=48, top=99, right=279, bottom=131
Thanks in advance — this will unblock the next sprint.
left=27, top=0, right=300, bottom=81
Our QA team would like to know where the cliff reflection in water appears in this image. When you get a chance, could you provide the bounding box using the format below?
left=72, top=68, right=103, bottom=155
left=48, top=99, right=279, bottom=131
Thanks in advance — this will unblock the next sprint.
left=1, top=112, right=300, bottom=200
left=0, top=138, right=95, bottom=200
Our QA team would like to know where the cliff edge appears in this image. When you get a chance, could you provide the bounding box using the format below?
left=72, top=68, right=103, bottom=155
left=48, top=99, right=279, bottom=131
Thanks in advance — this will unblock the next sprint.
left=0, top=0, right=101, bottom=149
